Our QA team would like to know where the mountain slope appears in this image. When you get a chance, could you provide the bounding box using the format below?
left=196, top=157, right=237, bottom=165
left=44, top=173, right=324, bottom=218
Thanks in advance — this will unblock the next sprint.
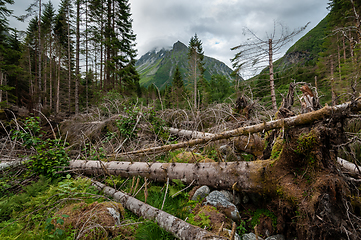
left=136, top=41, right=234, bottom=88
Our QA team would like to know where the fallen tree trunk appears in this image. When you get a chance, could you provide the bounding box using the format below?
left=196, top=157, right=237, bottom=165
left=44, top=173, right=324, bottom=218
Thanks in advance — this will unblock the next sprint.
left=337, top=157, right=361, bottom=175
left=90, top=179, right=227, bottom=240
left=70, top=160, right=269, bottom=191
left=111, top=99, right=361, bottom=157
left=168, top=127, right=215, bottom=138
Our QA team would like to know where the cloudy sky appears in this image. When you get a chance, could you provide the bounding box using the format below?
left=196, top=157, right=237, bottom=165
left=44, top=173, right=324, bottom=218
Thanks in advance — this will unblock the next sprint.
left=9, top=0, right=330, bottom=72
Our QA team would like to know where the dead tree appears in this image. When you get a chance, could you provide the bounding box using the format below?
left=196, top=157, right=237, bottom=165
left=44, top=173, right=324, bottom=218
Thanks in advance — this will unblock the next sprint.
left=110, top=98, right=361, bottom=157
left=90, top=179, right=227, bottom=240
left=231, top=22, right=309, bottom=111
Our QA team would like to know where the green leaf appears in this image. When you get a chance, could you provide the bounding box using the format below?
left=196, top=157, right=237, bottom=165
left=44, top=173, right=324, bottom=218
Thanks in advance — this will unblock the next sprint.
left=56, top=218, right=64, bottom=225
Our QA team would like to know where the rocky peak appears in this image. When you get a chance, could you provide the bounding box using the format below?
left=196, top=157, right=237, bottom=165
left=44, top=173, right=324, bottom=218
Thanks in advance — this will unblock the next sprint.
left=173, top=41, right=188, bottom=52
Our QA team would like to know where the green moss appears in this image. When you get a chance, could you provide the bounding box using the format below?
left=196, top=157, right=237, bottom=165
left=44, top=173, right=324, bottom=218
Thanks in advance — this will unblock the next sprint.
left=294, top=131, right=318, bottom=156
left=271, top=137, right=284, bottom=160
left=188, top=211, right=212, bottom=229
left=248, top=208, right=277, bottom=229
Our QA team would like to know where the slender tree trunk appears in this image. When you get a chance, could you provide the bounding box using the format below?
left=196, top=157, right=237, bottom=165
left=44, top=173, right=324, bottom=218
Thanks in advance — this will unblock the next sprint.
left=38, top=0, right=42, bottom=112
left=85, top=0, right=89, bottom=112
left=28, top=48, right=33, bottom=98
left=269, top=39, right=277, bottom=111
left=44, top=42, right=47, bottom=108
left=194, top=54, right=197, bottom=110
left=106, top=0, right=111, bottom=90
left=100, top=25, right=103, bottom=90
left=56, top=44, right=61, bottom=113
left=342, top=34, right=346, bottom=62
left=337, top=35, right=342, bottom=82
left=330, top=55, right=337, bottom=106
left=49, top=39, right=53, bottom=111
left=0, top=71, right=3, bottom=105
left=67, top=6, right=72, bottom=113
left=75, top=0, right=80, bottom=115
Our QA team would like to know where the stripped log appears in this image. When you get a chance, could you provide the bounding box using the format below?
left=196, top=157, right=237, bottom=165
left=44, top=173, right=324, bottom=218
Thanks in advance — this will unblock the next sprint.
left=337, top=157, right=361, bottom=175
left=168, top=127, right=215, bottom=138
left=90, top=179, right=227, bottom=240
left=70, top=160, right=270, bottom=191
left=110, top=99, right=361, bottom=157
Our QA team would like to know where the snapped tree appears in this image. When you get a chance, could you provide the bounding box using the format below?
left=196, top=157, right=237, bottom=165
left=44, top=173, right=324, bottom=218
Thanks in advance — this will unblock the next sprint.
left=231, top=22, right=309, bottom=111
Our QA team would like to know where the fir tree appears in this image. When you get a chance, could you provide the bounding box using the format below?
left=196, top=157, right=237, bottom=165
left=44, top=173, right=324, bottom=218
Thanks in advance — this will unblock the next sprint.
left=188, top=34, right=205, bottom=109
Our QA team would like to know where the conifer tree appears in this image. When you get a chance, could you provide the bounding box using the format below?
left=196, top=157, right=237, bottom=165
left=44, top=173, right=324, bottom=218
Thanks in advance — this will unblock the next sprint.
left=188, top=34, right=205, bottom=110
left=171, top=65, right=184, bottom=108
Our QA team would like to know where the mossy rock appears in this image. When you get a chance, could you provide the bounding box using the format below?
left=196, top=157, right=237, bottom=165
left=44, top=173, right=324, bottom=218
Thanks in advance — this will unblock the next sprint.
left=54, top=201, right=126, bottom=239
left=189, top=205, right=232, bottom=237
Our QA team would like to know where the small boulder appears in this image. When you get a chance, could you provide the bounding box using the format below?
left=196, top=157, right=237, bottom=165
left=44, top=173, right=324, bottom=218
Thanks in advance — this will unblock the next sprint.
left=191, top=185, right=210, bottom=201
left=219, top=190, right=241, bottom=205
left=204, top=190, right=241, bottom=222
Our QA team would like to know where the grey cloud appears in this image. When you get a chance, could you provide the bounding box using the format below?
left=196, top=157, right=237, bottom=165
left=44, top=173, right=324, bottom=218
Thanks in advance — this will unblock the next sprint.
left=10, top=0, right=330, bottom=72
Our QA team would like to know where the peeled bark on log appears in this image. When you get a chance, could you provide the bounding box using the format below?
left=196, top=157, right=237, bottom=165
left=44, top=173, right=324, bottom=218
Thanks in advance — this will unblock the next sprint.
left=90, top=179, right=227, bottom=240
left=168, top=127, right=215, bottom=138
left=70, top=160, right=269, bottom=191
left=111, top=99, right=361, bottom=157
left=0, top=159, right=26, bottom=170
left=337, top=157, right=361, bottom=175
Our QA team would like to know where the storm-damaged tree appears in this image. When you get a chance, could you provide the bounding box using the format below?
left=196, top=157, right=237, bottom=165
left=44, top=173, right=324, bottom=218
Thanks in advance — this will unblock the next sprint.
left=188, top=34, right=205, bottom=110
left=231, top=22, right=309, bottom=111
left=70, top=97, right=361, bottom=239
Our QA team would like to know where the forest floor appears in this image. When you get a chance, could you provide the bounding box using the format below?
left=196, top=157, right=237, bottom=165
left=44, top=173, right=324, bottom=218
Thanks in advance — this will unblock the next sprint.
left=0, top=95, right=360, bottom=239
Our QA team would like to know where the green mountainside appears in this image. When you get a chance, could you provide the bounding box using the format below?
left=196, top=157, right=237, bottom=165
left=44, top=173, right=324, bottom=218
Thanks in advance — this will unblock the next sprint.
left=246, top=14, right=334, bottom=106
left=135, top=41, right=234, bottom=88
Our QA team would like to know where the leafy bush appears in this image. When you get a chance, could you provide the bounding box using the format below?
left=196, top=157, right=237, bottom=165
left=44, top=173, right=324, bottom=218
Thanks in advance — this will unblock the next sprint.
left=11, top=117, right=69, bottom=178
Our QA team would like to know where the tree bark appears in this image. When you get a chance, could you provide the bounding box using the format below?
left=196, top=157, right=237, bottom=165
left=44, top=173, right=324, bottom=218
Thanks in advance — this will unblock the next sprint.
left=38, top=0, right=42, bottom=112
left=71, top=160, right=268, bottom=191
left=90, top=179, right=227, bottom=240
left=111, top=99, right=361, bottom=157
left=75, top=0, right=80, bottom=115
left=67, top=5, right=72, bottom=113
left=269, top=39, right=277, bottom=111
left=337, top=157, right=361, bottom=175
left=168, top=127, right=215, bottom=139
left=56, top=43, right=61, bottom=113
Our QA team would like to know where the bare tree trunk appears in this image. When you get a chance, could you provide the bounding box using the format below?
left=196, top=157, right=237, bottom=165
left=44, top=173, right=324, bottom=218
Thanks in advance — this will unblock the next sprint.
left=0, top=71, right=2, bottom=105
left=337, top=157, right=361, bottom=176
left=28, top=48, right=33, bottom=106
left=90, top=179, right=227, bottom=240
left=49, top=38, right=53, bottom=111
left=85, top=0, right=89, bottom=112
left=67, top=5, right=72, bottom=113
left=72, top=160, right=265, bottom=191
left=56, top=44, right=61, bottom=113
left=75, top=0, right=80, bottom=115
left=100, top=25, right=103, bottom=90
left=269, top=39, right=277, bottom=111
left=168, top=127, right=215, bottom=138
left=38, top=0, right=42, bottom=112
left=343, top=34, right=346, bottom=61
left=194, top=55, right=197, bottom=110
left=330, top=55, right=337, bottom=106
left=111, top=99, right=361, bottom=157
left=44, top=43, right=47, bottom=109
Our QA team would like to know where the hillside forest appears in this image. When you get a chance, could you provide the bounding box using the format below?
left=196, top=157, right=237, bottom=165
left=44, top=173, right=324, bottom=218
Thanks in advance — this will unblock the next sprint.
left=0, top=0, right=361, bottom=239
